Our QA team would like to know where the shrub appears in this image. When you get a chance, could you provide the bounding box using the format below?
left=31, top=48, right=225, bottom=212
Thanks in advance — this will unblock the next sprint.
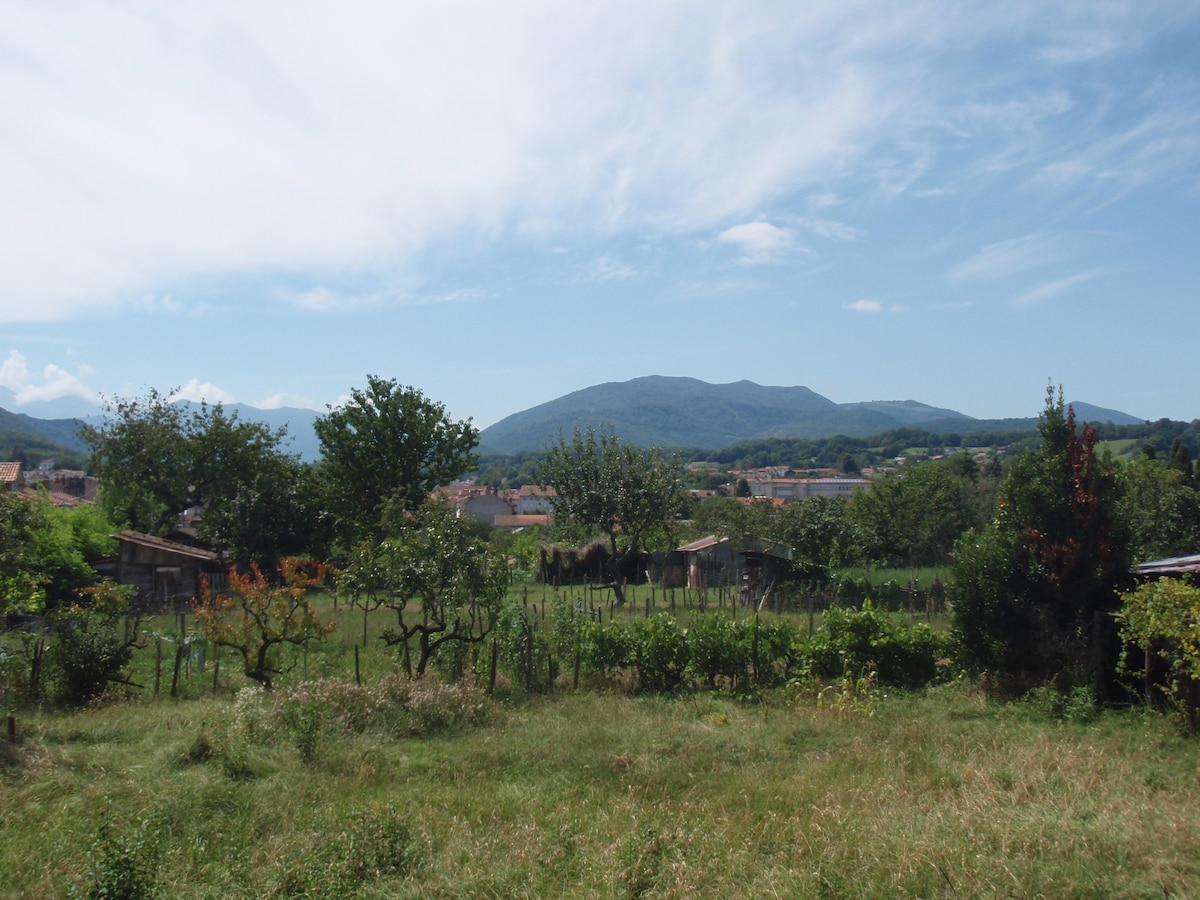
left=581, top=620, right=635, bottom=682
left=686, top=614, right=751, bottom=690
left=628, top=614, right=691, bottom=692
left=808, top=600, right=953, bottom=688
left=71, top=818, right=161, bottom=900
left=1118, top=578, right=1200, bottom=730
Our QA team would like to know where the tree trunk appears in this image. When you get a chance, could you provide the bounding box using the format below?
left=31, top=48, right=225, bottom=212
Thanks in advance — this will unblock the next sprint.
left=608, top=537, right=627, bottom=606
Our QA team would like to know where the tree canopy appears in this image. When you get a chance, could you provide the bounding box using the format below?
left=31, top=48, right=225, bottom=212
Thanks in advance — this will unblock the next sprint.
left=537, top=427, right=685, bottom=605
left=951, top=386, right=1131, bottom=694
left=314, top=376, right=479, bottom=548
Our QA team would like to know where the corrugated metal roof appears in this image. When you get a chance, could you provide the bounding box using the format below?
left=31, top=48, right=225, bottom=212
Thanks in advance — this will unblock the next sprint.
left=677, top=535, right=728, bottom=552
left=1136, top=554, right=1200, bottom=576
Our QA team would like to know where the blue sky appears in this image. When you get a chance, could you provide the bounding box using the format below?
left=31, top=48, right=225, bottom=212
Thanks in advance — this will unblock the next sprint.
left=2, top=2, right=1198, bottom=430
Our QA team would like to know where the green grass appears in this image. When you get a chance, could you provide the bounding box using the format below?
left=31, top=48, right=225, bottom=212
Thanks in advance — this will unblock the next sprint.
left=1097, top=438, right=1145, bottom=460
left=3, top=682, right=1199, bottom=898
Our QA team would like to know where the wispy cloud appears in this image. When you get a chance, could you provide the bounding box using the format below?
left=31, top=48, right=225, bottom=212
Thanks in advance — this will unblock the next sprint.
left=0, top=2, right=1195, bottom=330
left=948, top=233, right=1061, bottom=280
left=583, top=253, right=639, bottom=282
left=787, top=216, right=864, bottom=241
left=129, top=294, right=205, bottom=317
left=1014, top=268, right=1106, bottom=305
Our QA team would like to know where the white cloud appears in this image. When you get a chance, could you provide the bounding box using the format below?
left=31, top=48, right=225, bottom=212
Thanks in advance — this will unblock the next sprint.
left=0, top=2, right=1194, bottom=323
left=274, top=286, right=384, bottom=312
left=1014, top=268, right=1105, bottom=305
left=846, top=299, right=883, bottom=313
left=256, top=392, right=317, bottom=410
left=170, top=379, right=236, bottom=405
left=717, top=221, right=793, bottom=263
left=0, top=350, right=99, bottom=404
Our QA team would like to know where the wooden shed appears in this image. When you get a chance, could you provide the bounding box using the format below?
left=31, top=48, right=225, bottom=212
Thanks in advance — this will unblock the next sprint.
left=664, top=535, right=793, bottom=606
left=93, top=530, right=227, bottom=609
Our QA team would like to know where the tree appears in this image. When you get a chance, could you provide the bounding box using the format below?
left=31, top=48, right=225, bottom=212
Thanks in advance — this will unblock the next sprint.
left=775, top=496, right=861, bottom=587
left=1168, top=437, right=1195, bottom=485
left=0, top=491, right=49, bottom=625
left=1117, top=458, right=1200, bottom=561
left=193, top=558, right=333, bottom=689
left=80, top=388, right=192, bottom=535
left=1118, top=578, right=1200, bottom=730
left=951, top=386, right=1131, bottom=694
left=335, top=500, right=508, bottom=678
left=537, top=428, right=686, bottom=605
left=198, top=451, right=334, bottom=568
left=0, top=490, right=117, bottom=622
left=314, top=376, right=479, bottom=547
left=81, top=391, right=303, bottom=556
left=852, top=461, right=978, bottom=569
left=49, top=579, right=140, bottom=705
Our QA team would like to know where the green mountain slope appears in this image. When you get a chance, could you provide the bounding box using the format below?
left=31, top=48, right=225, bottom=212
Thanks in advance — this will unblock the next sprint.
left=478, top=377, right=975, bottom=453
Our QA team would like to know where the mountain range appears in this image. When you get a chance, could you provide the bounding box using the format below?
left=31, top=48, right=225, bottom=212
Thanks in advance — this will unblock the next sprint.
left=1, top=377, right=1145, bottom=462
left=474, top=377, right=1142, bottom=454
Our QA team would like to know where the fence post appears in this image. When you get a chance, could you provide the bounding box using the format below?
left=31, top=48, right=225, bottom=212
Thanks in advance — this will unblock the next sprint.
left=154, top=639, right=163, bottom=696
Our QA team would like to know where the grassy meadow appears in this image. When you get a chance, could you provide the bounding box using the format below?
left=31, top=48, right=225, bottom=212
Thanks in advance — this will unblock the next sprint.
left=4, top=682, right=1200, bottom=898
left=3, top=585, right=1200, bottom=898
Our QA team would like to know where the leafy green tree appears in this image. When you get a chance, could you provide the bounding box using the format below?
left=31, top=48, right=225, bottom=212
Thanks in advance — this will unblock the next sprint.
left=336, top=500, right=508, bottom=678
left=1118, top=578, right=1200, bottom=730
left=82, top=391, right=300, bottom=549
left=198, top=451, right=333, bottom=567
left=537, top=428, right=686, bottom=605
left=314, top=376, right=479, bottom=547
left=1117, top=458, right=1200, bottom=561
left=81, top=388, right=192, bottom=535
left=1168, top=437, right=1195, bottom=485
left=0, top=491, right=49, bottom=623
left=0, top=491, right=116, bottom=623
left=853, top=460, right=977, bottom=568
left=951, top=386, right=1131, bottom=694
left=775, top=496, right=861, bottom=587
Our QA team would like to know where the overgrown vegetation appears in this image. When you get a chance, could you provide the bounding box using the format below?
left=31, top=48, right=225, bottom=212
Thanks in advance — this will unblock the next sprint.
left=5, top=683, right=1200, bottom=897
left=3, top=379, right=1200, bottom=894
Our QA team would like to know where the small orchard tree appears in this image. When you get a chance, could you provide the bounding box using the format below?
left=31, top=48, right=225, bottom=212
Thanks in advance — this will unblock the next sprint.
left=49, top=579, right=140, bottom=705
left=337, top=500, right=508, bottom=679
left=537, top=427, right=686, bottom=605
left=193, top=558, right=333, bottom=689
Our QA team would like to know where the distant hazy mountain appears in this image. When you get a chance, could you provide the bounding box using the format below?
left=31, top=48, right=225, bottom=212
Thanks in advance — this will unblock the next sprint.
left=1, top=378, right=1149, bottom=463
left=0, top=394, right=325, bottom=463
left=1066, top=402, right=1143, bottom=427
left=477, top=376, right=1144, bottom=453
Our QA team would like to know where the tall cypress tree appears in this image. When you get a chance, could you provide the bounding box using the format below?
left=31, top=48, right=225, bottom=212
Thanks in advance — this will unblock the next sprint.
left=951, top=386, right=1132, bottom=695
